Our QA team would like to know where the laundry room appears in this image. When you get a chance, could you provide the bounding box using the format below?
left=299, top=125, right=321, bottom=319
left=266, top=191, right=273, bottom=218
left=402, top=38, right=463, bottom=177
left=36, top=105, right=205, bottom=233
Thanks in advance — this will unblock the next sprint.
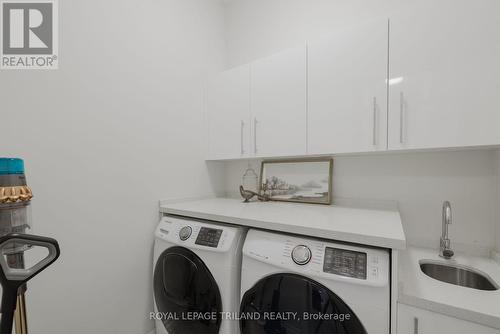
left=1, top=0, right=500, bottom=333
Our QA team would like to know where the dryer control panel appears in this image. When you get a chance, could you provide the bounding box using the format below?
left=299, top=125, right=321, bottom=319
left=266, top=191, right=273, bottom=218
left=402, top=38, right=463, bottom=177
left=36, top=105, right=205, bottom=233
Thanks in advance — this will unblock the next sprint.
left=155, top=216, right=239, bottom=253
left=244, top=229, right=389, bottom=287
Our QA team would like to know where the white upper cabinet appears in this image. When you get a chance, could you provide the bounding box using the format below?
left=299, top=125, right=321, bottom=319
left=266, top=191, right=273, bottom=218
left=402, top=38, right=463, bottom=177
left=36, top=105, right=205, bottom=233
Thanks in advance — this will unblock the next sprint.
left=308, top=20, right=389, bottom=154
left=389, top=0, right=500, bottom=150
left=207, top=64, right=251, bottom=160
left=250, top=45, right=307, bottom=157
left=206, top=1, right=500, bottom=160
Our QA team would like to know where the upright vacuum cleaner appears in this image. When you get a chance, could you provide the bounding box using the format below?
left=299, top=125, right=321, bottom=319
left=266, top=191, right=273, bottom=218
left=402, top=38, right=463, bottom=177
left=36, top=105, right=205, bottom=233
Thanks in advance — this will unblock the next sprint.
left=0, top=158, right=60, bottom=334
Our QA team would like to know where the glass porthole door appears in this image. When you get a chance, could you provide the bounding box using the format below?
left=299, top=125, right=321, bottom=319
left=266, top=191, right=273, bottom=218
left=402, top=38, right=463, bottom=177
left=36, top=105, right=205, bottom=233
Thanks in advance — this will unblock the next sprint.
left=240, top=273, right=367, bottom=334
left=153, top=246, right=222, bottom=334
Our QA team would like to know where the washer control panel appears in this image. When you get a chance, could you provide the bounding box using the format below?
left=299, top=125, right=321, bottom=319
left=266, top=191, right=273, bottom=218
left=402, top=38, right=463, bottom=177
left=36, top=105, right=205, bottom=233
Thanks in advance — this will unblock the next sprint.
left=155, top=216, right=239, bottom=252
left=243, top=229, right=389, bottom=287
left=323, top=247, right=366, bottom=279
left=195, top=227, right=223, bottom=248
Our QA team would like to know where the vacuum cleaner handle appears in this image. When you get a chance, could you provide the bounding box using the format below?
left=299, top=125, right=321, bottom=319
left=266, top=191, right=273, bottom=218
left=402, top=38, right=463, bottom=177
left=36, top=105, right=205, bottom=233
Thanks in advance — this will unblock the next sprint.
left=0, top=233, right=60, bottom=334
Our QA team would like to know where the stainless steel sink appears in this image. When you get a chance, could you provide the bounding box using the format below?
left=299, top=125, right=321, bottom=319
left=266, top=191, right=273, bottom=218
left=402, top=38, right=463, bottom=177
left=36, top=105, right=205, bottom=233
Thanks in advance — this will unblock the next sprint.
left=420, top=261, right=499, bottom=291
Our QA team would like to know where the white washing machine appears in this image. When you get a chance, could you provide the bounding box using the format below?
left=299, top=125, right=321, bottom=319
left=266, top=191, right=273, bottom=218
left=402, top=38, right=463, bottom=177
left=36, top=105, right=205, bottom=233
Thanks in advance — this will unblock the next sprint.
left=240, top=229, right=390, bottom=334
left=153, top=215, right=246, bottom=334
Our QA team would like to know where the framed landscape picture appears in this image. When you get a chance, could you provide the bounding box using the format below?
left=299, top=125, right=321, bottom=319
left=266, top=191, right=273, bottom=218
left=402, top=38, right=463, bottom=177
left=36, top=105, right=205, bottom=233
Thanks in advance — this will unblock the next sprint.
left=259, top=158, right=333, bottom=205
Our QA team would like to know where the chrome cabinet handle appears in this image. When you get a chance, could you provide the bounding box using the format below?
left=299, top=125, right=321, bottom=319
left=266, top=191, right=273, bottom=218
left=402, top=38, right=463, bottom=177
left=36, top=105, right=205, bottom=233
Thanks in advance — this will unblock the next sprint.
left=373, top=97, right=377, bottom=146
left=254, top=118, right=258, bottom=154
left=400, top=92, right=404, bottom=144
left=413, top=317, right=419, bottom=334
left=240, top=120, right=245, bottom=155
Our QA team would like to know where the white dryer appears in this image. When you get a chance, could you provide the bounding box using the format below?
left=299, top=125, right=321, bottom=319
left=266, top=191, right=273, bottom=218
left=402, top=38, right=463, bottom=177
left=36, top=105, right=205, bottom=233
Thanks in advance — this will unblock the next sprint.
left=240, top=229, right=390, bottom=334
left=153, top=215, right=245, bottom=334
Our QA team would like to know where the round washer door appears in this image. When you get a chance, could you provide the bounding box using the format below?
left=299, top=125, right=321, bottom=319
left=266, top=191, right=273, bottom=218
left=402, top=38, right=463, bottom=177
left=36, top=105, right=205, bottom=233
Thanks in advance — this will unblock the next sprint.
left=240, top=273, right=367, bottom=334
left=154, top=246, right=222, bottom=334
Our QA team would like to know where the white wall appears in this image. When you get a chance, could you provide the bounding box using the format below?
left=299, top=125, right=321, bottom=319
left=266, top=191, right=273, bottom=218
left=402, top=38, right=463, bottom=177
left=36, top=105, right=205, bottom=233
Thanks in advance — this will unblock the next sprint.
left=223, top=150, right=497, bottom=255
left=0, top=1, right=226, bottom=333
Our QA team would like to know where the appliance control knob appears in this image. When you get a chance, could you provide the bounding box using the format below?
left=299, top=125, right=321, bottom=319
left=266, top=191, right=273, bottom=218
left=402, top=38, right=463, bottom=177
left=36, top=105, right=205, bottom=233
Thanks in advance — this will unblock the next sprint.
left=179, top=226, right=192, bottom=241
left=292, top=245, right=312, bottom=265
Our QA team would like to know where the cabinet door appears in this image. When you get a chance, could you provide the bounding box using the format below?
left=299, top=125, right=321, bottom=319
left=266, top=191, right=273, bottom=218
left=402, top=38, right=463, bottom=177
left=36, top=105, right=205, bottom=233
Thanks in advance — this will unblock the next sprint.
left=250, top=45, right=307, bottom=157
left=389, top=1, right=500, bottom=150
left=207, top=65, right=251, bottom=160
left=398, top=304, right=499, bottom=334
left=308, top=20, right=388, bottom=154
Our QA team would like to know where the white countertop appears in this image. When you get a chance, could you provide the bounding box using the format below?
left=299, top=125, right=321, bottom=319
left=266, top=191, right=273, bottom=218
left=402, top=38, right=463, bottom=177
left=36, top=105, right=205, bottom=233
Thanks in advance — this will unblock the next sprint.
left=399, top=247, right=500, bottom=329
left=159, top=197, right=406, bottom=249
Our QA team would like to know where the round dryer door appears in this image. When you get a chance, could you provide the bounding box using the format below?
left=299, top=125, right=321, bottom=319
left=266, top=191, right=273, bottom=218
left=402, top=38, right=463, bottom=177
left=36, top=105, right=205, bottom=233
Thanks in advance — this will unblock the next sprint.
left=240, top=273, right=367, bottom=334
left=154, top=246, right=222, bottom=334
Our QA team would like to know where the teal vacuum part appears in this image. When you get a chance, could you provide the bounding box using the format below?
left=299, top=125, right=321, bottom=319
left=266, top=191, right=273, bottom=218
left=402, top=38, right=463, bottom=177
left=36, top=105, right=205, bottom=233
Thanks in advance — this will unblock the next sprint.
left=0, top=158, right=25, bottom=175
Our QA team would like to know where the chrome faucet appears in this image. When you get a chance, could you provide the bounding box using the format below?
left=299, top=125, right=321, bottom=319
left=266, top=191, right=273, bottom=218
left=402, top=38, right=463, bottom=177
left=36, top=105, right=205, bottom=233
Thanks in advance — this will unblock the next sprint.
left=440, top=201, right=454, bottom=259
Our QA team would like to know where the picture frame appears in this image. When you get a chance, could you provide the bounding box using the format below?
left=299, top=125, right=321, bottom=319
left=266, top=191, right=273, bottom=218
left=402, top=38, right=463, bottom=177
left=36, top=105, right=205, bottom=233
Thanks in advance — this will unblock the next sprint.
left=259, top=158, right=333, bottom=205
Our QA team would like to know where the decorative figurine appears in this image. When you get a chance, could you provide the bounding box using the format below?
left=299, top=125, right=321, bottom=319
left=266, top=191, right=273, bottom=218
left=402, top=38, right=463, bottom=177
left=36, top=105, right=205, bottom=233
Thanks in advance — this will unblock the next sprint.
left=239, top=185, right=269, bottom=203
